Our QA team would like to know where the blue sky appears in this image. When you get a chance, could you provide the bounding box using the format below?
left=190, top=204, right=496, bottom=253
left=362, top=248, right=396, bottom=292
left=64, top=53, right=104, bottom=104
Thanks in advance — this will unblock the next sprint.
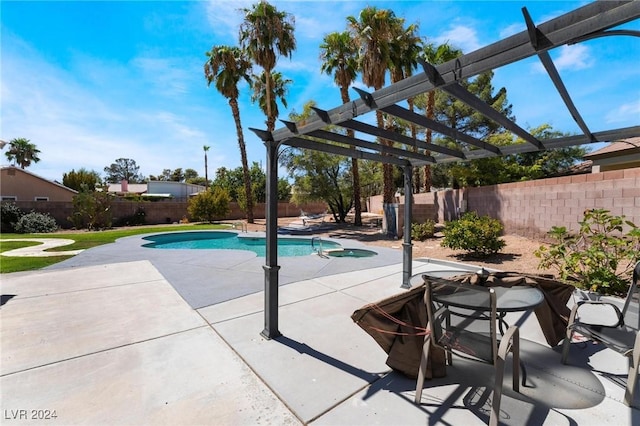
left=2, top=1, right=639, bottom=182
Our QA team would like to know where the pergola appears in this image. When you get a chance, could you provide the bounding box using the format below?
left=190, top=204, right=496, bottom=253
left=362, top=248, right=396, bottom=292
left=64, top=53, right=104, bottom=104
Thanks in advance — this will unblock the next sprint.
left=251, top=1, right=640, bottom=339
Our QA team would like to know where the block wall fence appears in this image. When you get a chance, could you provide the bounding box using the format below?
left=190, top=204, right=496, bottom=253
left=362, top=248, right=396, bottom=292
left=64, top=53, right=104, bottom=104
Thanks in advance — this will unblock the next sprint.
left=369, top=167, right=640, bottom=240
left=7, top=200, right=327, bottom=229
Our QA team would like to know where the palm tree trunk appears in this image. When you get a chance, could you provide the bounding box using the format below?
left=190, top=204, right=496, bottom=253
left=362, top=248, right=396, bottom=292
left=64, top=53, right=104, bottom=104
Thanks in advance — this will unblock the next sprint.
left=340, top=87, right=362, bottom=226
left=408, top=97, right=420, bottom=193
left=424, top=91, right=435, bottom=192
left=230, top=98, right=254, bottom=223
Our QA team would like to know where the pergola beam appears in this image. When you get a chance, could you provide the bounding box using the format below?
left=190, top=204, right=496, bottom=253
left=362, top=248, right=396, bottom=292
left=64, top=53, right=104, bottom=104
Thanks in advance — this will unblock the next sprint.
left=380, top=104, right=492, bottom=157
left=285, top=136, right=412, bottom=166
left=523, top=7, right=595, bottom=142
left=306, top=129, right=436, bottom=164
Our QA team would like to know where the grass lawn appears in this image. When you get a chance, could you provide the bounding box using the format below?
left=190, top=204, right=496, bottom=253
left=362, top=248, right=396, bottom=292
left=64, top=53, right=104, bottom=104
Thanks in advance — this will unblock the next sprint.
left=0, top=223, right=229, bottom=273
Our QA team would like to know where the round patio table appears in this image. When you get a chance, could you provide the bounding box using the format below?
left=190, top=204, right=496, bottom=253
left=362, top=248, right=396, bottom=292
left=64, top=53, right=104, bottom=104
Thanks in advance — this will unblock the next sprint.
left=432, top=285, right=544, bottom=313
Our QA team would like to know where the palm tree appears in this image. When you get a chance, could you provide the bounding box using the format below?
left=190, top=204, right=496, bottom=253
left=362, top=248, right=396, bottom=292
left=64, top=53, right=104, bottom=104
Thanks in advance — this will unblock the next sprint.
left=5, top=137, right=41, bottom=169
left=388, top=19, right=422, bottom=192
left=250, top=71, right=292, bottom=132
left=347, top=7, right=395, bottom=205
left=420, top=42, right=462, bottom=191
left=203, top=145, right=210, bottom=189
left=320, top=31, right=363, bottom=226
left=239, top=0, right=296, bottom=132
left=204, top=45, right=255, bottom=223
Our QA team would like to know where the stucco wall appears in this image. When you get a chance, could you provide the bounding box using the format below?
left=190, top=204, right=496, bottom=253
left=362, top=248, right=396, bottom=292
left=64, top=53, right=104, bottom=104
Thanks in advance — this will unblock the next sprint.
left=1, top=167, right=76, bottom=202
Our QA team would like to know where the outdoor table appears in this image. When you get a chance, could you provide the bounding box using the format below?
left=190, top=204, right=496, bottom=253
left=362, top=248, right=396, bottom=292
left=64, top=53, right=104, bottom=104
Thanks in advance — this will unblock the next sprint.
left=430, top=283, right=544, bottom=384
left=351, top=271, right=574, bottom=380
left=431, top=285, right=545, bottom=313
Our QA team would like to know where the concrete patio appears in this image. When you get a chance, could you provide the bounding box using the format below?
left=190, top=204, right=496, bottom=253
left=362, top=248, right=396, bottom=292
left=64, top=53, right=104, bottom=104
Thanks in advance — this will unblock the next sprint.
left=1, top=235, right=638, bottom=425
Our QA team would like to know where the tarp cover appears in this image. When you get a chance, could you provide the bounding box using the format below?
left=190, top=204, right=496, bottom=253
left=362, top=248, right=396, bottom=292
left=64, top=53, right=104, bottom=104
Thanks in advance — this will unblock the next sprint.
left=351, top=272, right=575, bottom=378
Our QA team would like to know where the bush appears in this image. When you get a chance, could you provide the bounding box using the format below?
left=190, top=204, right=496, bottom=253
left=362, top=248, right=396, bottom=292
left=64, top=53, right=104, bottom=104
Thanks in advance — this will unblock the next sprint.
left=1, top=201, right=23, bottom=232
left=411, top=219, right=436, bottom=241
left=114, top=207, right=146, bottom=227
left=14, top=211, right=58, bottom=234
left=188, top=188, right=231, bottom=223
left=69, top=191, right=113, bottom=230
left=441, top=211, right=506, bottom=257
left=535, top=209, right=640, bottom=295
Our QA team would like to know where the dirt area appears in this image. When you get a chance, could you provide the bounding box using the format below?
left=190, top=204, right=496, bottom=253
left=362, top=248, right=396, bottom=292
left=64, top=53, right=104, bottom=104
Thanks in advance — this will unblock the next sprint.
left=243, top=214, right=550, bottom=276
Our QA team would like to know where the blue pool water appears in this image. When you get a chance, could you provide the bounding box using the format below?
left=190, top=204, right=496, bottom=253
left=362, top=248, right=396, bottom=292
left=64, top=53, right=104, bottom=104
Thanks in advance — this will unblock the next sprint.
left=142, top=231, right=343, bottom=257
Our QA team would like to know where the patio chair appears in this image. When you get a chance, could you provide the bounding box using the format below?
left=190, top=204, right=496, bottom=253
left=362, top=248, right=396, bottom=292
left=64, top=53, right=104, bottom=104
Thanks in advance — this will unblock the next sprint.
left=415, top=277, right=520, bottom=426
left=561, top=261, right=640, bottom=406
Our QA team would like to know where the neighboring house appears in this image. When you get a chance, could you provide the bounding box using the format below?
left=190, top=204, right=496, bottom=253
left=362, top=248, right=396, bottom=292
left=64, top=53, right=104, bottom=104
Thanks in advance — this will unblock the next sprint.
left=146, top=181, right=206, bottom=200
left=106, top=180, right=206, bottom=200
left=0, top=166, right=78, bottom=202
left=583, top=137, right=640, bottom=172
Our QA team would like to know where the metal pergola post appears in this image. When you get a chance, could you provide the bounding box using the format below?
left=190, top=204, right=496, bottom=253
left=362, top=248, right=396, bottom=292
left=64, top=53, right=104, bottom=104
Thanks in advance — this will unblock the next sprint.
left=261, top=139, right=281, bottom=340
left=401, top=164, right=413, bottom=289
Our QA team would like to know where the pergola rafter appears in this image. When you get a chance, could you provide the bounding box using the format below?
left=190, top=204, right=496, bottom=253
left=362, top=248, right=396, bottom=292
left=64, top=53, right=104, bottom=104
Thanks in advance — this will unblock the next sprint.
left=250, top=1, right=640, bottom=339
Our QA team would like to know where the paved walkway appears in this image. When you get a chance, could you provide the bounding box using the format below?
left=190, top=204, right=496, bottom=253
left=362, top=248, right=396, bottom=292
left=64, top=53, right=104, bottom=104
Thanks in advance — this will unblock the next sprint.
left=1, top=233, right=638, bottom=425
left=1, top=238, right=84, bottom=257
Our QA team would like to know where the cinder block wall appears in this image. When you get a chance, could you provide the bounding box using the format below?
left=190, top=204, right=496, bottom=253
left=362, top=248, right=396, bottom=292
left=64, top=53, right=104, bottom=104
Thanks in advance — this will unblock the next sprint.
left=368, top=168, right=639, bottom=240
left=439, top=167, right=640, bottom=239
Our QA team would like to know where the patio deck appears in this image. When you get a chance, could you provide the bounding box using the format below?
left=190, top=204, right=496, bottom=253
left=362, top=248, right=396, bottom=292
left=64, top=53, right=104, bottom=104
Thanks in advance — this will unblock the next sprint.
left=1, top=236, right=637, bottom=425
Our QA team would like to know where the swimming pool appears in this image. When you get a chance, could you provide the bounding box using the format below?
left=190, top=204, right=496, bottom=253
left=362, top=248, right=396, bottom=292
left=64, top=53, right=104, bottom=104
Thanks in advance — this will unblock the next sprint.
left=142, top=231, right=343, bottom=257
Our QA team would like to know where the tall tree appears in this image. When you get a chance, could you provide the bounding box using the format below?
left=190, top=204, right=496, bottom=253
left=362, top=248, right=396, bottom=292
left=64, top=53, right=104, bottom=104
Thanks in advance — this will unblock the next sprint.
left=184, top=168, right=199, bottom=183
left=388, top=18, right=422, bottom=193
left=103, top=158, right=144, bottom=183
left=320, top=30, right=363, bottom=226
left=203, top=145, right=210, bottom=188
left=348, top=6, right=396, bottom=235
left=204, top=45, right=255, bottom=222
left=418, top=42, right=462, bottom=191
left=239, top=0, right=296, bottom=132
left=250, top=71, right=291, bottom=132
left=4, top=137, right=41, bottom=169
left=62, top=168, right=101, bottom=191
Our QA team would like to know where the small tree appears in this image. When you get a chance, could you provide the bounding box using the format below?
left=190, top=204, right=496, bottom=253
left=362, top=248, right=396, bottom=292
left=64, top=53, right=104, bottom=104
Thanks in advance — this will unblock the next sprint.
left=63, top=168, right=101, bottom=191
left=535, top=209, right=640, bottom=295
left=188, top=188, right=230, bottom=223
left=69, top=189, right=113, bottom=230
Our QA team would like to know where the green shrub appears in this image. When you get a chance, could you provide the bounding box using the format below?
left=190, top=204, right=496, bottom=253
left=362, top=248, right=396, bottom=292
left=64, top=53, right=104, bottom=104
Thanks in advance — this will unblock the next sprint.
left=114, top=207, right=146, bottom=227
left=1, top=201, right=23, bottom=232
left=411, top=219, right=436, bottom=241
left=14, top=211, right=58, bottom=234
left=188, top=188, right=231, bottom=223
left=441, top=211, right=506, bottom=257
left=535, top=209, right=640, bottom=296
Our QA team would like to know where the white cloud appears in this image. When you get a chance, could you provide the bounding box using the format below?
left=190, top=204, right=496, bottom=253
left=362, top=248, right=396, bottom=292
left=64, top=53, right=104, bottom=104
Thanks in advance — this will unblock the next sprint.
left=532, top=44, right=594, bottom=73
left=499, top=23, right=523, bottom=39
left=553, top=44, right=594, bottom=71
left=203, top=0, right=252, bottom=41
left=434, top=24, right=482, bottom=53
left=605, top=99, right=640, bottom=124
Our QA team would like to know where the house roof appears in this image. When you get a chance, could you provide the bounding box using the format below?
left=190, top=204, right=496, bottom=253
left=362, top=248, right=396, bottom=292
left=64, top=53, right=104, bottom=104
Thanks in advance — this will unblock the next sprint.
left=1, top=166, right=78, bottom=194
left=584, top=137, right=640, bottom=159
